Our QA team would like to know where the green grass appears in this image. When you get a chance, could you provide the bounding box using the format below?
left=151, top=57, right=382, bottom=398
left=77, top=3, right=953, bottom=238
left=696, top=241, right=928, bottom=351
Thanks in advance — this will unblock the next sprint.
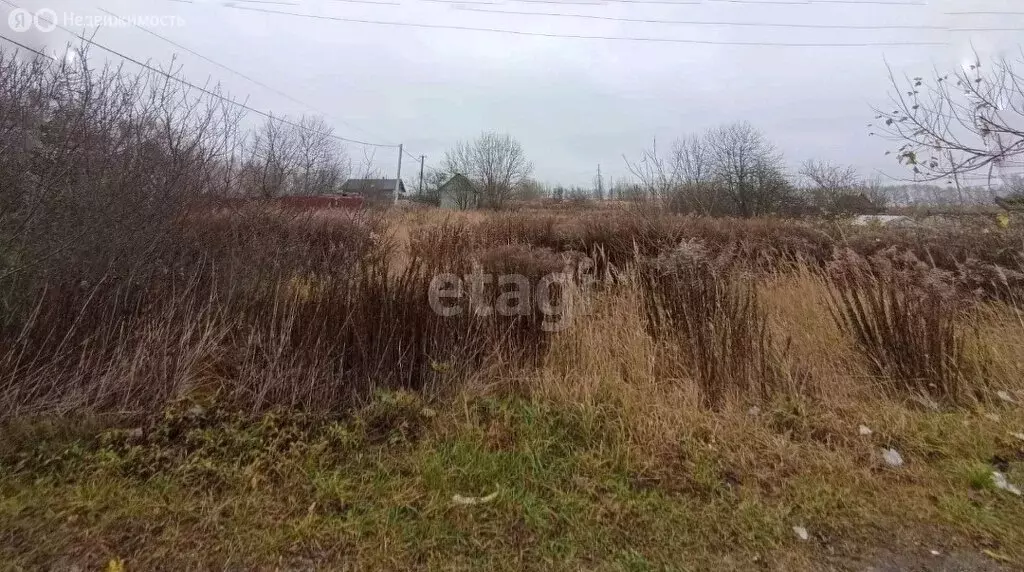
left=1, top=393, right=1023, bottom=570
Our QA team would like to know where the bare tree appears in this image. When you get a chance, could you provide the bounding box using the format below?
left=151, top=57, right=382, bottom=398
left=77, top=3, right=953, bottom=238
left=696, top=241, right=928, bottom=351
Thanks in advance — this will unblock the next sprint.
left=872, top=52, right=1024, bottom=185
left=706, top=121, right=789, bottom=217
left=0, top=44, right=243, bottom=287
left=860, top=175, right=891, bottom=211
left=516, top=177, right=546, bottom=202
left=624, top=125, right=795, bottom=216
left=669, top=133, right=721, bottom=214
left=623, top=137, right=677, bottom=201
left=673, top=133, right=716, bottom=186
left=798, top=159, right=861, bottom=211
left=799, top=159, right=859, bottom=194
left=291, top=114, right=349, bottom=195
left=441, top=131, right=532, bottom=209
left=246, top=114, right=300, bottom=198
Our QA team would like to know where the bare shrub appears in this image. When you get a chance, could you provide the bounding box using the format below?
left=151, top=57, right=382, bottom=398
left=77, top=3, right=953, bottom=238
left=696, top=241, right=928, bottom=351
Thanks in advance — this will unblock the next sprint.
left=827, top=249, right=981, bottom=404
left=639, top=245, right=778, bottom=408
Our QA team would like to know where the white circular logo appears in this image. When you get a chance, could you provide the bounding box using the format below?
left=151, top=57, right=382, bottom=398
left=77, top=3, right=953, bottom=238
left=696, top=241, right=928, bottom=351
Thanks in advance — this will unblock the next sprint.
left=33, top=8, right=57, bottom=33
left=7, top=8, right=32, bottom=32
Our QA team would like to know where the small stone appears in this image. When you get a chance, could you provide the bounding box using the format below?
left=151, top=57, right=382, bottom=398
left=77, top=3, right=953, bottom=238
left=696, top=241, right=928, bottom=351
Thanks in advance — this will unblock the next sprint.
left=858, top=424, right=873, bottom=436
left=793, top=526, right=809, bottom=541
left=881, top=448, right=904, bottom=467
left=996, top=390, right=1016, bottom=404
left=930, top=549, right=941, bottom=556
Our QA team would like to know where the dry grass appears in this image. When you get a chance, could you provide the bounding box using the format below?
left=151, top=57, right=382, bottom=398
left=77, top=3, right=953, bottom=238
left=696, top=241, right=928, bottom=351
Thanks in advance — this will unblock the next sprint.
left=4, top=44, right=1024, bottom=568
left=4, top=207, right=1024, bottom=568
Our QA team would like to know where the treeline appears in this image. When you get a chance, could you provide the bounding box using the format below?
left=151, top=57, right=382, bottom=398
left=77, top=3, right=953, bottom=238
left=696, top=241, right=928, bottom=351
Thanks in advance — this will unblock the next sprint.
left=0, top=46, right=360, bottom=289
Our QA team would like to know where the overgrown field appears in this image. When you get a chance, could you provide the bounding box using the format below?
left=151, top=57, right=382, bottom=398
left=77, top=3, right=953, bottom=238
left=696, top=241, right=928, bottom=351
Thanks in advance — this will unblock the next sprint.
left=2, top=207, right=1024, bottom=570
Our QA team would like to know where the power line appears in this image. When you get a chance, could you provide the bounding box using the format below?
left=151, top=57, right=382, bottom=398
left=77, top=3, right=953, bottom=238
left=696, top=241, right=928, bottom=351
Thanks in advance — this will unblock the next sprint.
left=810, top=0, right=925, bottom=5
left=95, top=5, right=401, bottom=148
left=597, top=0, right=699, bottom=4
left=951, top=27, right=1024, bottom=32
left=423, top=0, right=701, bottom=5
left=453, top=6, right=948, bottom=30
left=0, top=0, right=400, bottom=149
left=420, top=0, right=500, bottom=5
left=946, top=11, right=1024, bottom=16
left=229, top=0, right=302, bottom=5
left=227, top=4, right=948, bottom=46
left=0, top=33, right=56, bottom=59
left=711, top=0, right=926, bottom=4
left=706, top=0, right=811, bottom=4
left=324, top=0, right=402, bottom=5
left=510, top=0, right=606, bottom=5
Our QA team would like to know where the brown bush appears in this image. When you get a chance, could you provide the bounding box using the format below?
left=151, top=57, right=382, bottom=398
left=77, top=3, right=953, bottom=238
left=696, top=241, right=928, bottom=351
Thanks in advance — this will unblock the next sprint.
left=827, top=249, right=980, bottom=404
left=639, top=244, right=778, bottom=408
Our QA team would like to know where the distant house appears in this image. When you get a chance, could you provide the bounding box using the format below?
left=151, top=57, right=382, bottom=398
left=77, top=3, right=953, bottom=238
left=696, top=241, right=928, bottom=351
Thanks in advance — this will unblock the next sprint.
left=851, top=215, right=915, bottom=227
left=438, top=174, right=478, bottom=210
left=340, top=178, right=407, bottom=205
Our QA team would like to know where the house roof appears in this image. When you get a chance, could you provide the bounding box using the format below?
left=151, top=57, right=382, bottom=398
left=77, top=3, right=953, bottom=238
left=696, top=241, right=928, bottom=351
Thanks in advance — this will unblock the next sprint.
left=439, top=174, right=474, bottom=193
left=340, top=178, right=406, bottom=194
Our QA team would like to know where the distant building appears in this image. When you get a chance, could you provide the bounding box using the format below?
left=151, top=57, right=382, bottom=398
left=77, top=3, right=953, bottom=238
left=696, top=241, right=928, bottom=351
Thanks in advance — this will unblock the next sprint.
left=340, top=178, right=407, bottom=205
left=438, top=174, right=478, bottom=210
left=851, top=215, right=915, bottom=227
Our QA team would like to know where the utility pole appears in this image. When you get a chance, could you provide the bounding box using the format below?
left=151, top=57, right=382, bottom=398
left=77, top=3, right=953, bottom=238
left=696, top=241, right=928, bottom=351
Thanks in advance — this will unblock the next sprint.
left=394, top=143, right=403, bottom=205
left=419, top=155, right=425, bottom=195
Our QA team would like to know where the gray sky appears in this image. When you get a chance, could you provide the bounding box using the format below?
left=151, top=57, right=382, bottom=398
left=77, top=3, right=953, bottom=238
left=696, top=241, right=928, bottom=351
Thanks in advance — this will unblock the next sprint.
left=3, top=0, right=1023, bottom=186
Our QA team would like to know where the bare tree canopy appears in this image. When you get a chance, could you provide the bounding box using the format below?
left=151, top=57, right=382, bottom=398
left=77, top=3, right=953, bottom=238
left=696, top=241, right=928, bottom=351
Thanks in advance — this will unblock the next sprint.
left=872, top=52, right=1024, bottom=185
left=441, top=131, right=533, bottom=209
left=799, top=159, right=860, bottom=194
left=243, top=114, right=350, bottom=198
left=706, top=121, right=789, bottom=217
left=624, top=122, right=795, bottom=217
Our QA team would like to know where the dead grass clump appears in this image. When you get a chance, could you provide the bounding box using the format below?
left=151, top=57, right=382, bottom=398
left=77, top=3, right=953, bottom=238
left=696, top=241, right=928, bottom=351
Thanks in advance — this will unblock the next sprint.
left=408, top=218, right=477, bottom=274
left=639, top=244, right=778, bottom=408
left=475, top=244, right=567, bottom=280
left=474, top=213, right=563, bottom=249
left=760, top=268, right=869, bottom=403
left=827, top=249, right=981, bottom=405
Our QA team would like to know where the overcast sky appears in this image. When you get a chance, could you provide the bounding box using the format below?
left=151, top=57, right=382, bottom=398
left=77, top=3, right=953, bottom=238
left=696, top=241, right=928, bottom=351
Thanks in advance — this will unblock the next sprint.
left=2, top=0, right=1022, bottom=186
